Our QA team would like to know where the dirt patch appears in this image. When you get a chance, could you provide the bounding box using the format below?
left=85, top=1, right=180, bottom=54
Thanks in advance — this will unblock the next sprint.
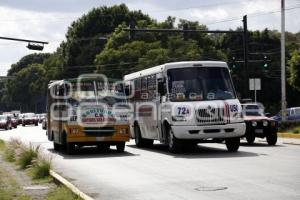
left=0, top=154, right=55, bottom=200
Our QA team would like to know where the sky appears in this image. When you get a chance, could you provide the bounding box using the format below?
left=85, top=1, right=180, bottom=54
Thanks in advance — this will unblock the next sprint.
left=0, top=0, right=300, bottom=76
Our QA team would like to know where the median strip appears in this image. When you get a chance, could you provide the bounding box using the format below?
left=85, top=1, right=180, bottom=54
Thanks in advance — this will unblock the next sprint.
left=50, top=170, right=94, bottom=200
left=278, top=132, right=300, bottom=139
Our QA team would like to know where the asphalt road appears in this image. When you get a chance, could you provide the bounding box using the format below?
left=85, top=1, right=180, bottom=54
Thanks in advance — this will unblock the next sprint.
left=1, top=125, right=300, bottom=200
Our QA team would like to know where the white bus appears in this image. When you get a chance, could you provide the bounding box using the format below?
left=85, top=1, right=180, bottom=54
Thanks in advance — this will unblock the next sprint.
left=124, top=61, right=246, bottom=153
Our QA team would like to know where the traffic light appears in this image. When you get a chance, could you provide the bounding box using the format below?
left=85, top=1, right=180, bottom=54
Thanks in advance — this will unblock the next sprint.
left=27, top=43, right=44, bottom=51
left=263, top=55, right=268, bottom=69
left=232, top=56, right=236, bottom=69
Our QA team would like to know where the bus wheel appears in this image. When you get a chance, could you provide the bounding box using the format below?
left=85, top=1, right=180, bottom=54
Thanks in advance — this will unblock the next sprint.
left=134, top=124, right=153, bottom=148
left=225, top=137, right=240, bottom=152
left=116, top=142, right=125, bottom=153
left=66, top=142, right=75, bottom=155
left=168, top=128, right=182, bottom=153
left=53, top=142, right=60, bottom=151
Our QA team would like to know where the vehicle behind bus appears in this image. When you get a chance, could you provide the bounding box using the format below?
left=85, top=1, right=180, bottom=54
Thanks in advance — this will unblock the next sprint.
left=124, top=61, right=246, bottom=153
left=46, top=77, right=130, bottom=154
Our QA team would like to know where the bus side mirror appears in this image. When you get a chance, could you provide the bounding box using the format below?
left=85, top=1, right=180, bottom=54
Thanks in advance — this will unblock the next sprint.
left=157, top=79, right=166, bottom=96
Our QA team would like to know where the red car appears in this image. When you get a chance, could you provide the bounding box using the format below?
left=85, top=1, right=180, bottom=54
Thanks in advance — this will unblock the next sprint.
left=22, top=113, right=39, bottom=126
left=0, top=115, right=12, bottom=130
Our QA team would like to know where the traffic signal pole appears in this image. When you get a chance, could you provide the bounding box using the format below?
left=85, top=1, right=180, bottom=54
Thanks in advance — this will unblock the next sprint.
left=243, top=15, right=249, bottom=97
left=0, top=36, right=48, bottom=50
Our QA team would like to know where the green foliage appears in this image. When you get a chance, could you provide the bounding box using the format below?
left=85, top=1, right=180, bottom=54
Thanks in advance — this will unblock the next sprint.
left=30, top=158, right=51, bottom=179
left=17, top=145, right=39, bottom=169
left=46, top=186, right=82, bottom=200
left=278, top=121, right=300, bottom=132
left=0, top=140, right=4, bottom=151
left=7, top=53, right=50, bottom=76
left=4, top=146, right=16, bottom=162
left=1, top=4, right=300, bottom=114
left=288, top=49, right=300, bottom=91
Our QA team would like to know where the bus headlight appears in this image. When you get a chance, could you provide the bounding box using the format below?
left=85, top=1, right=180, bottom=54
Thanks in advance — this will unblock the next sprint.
left=263, top=121, right=269, bottom=127
left=172, top=116, right=187, bottom=121
left=252, top=121, right=257, bottom=127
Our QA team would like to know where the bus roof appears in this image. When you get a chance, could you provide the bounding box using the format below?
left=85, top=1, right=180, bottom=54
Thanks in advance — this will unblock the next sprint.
left=48, top=77, right=122, bottom=89
left=123, top=61, right=228, bottom=81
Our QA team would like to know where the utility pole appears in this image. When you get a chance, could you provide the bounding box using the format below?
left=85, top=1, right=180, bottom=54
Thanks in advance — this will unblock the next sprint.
left=281, top=0, right=286, bottom=121
left=243, top=15, right=249, bottom=98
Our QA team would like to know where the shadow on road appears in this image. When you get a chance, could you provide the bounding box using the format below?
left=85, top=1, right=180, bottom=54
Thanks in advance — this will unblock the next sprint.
left=240, top=141, right=285, bottom=147
left=127, top=143, right=260, bottom=159
left=48, top=146, right=139, bottom=159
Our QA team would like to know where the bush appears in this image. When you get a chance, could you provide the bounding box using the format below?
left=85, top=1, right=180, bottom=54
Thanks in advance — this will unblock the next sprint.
left=17, top=144, right=40, bottom=169
left=46, top=186, right=82, bottom=200
left=31, top=158, right=51, bottom=179
left=278, top=121, right=300, bottom=132
left=0, top=139, right=4, bottom=150
left=4, top=146, right=16, bottom=162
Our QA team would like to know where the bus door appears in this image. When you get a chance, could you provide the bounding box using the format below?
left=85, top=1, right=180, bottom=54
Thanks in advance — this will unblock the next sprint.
left=139, top=75, right=159, bottom=139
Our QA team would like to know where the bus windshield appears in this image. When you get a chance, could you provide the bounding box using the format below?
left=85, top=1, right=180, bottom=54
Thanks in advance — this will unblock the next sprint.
left=167, top=67, right=236, bottom=102
left=67, top=81, right=126, bottom=106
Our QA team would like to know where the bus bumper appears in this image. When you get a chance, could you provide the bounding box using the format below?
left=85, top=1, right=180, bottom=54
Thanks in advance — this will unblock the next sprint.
left=171, top=122, right=246, bottom=139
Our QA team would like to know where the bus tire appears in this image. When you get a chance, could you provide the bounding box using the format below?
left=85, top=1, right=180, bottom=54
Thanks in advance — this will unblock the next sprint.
left=225, top=137, right=240, bottom=152
left=168, top=128, right=182, bottom=153
left=116, top=142, right=125, bottom=152
left=134, top=124, right=148, bottom=148
left=53, top=142, right=60, bottom=151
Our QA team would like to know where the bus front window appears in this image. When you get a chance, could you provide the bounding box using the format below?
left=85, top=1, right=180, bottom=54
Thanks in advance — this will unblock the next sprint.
left=167, top=67, right=236, bottom=102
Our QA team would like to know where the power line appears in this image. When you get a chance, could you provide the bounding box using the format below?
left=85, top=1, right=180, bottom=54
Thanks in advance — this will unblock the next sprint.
left=206, top=4, right=300, bottom=25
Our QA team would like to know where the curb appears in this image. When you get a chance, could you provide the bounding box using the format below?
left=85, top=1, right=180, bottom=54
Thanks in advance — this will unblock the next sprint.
left=278, top=132, right=300, bottom=139
left=50, top=170, right=94, bottom=200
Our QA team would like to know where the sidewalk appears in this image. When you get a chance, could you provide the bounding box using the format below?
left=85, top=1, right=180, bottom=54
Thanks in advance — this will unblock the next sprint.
left=279, top=137, right=300, bottom=145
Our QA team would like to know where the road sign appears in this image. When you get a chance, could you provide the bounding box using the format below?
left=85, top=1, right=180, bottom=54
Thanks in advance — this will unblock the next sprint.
left=249, top=78, right=261, bottom=102
left=249, top=78, right=261, bottom=90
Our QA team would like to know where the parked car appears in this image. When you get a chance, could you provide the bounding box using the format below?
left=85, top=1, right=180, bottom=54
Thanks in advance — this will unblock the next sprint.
left=0, top=115, right=12, bottom=130
left=242, top=103, right=278, bottom=145
left=272, top=107, right=300, bottom=121
left=22, top=113, right=39, bottom=126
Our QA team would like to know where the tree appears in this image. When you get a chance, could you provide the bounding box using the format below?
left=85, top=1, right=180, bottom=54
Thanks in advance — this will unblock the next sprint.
left=288, top=49, right=300, bottom=91
left=7, top=53, right=50, bottom=76
left=61, top=4, right=152, bottom=77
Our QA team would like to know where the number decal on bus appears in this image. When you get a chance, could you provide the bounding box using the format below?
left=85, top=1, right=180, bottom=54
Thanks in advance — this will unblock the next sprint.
left=177, top=107, right=190, bottom=115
